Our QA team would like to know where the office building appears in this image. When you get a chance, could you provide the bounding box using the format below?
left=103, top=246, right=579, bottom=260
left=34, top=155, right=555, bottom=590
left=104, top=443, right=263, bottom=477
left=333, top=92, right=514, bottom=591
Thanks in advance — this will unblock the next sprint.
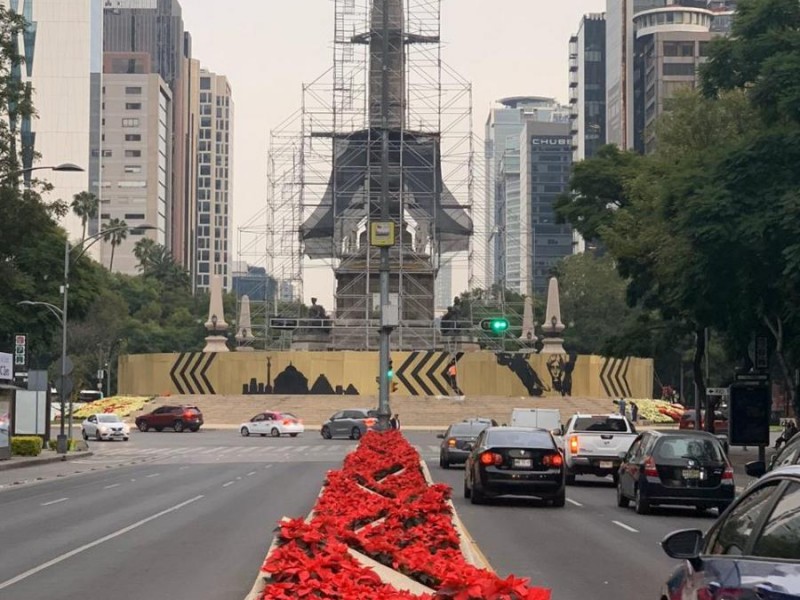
left=104, top=0, right=195, bottom=272
left=232, top=263, right=276, bottom=303
left=196, top=68, right=233, bottom=292
left=485, top=97, right=570, bottom=287
left=570, top=14, right=607, bottom=162
left=97, top=52, right=171, bottom=274
left=1, top=0, right=103, bottom=243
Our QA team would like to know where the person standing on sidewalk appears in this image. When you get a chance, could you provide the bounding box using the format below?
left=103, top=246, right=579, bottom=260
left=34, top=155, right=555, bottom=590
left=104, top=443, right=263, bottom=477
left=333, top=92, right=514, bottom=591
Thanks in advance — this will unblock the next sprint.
left=447, top=360, right=462, bottom=395
left=630, top=402, right=639, bottom=423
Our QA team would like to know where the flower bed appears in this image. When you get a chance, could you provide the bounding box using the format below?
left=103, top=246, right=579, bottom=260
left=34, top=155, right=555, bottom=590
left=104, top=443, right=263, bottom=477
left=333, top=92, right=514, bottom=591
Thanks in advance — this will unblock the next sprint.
left=72, top=396, right=153, bottom=419
left=630, top=399, right=685, bottom=423
left=261, top=430, right=551, bottom=600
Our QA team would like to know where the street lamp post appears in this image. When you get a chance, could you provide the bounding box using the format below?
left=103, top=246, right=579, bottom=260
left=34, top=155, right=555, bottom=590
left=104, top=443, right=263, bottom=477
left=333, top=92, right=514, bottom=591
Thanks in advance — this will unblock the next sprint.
left=1, top=163, right=85, bottom=186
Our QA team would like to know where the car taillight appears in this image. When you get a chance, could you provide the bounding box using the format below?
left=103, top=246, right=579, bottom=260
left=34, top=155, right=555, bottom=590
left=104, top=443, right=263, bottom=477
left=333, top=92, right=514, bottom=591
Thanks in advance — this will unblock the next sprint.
left=722, top=465, right=734, bottom=485
left=282, top=419, right=292, bottom=425
left=569, top=436, right=579, bottom=454
left=183, top=412, right=194, bottom=419
left=364, top=418, right=377, bottom=427
left=543, top=453, right=563, bottom=468
left=480, top=451, right=503, bottom=466
left=448, top=438, right=457, bottom=447
left=644, top=456, right=658, bottom=478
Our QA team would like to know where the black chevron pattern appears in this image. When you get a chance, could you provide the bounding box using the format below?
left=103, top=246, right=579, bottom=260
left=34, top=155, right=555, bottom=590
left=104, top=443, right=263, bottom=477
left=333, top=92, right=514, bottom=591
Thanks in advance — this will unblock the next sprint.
left=169, top=353, right=218, bottom=395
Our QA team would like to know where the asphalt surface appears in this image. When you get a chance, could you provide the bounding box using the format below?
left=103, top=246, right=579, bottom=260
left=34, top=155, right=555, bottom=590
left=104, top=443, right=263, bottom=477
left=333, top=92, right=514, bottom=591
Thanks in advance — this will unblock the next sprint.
left=0, top=427, right=772, bottom=600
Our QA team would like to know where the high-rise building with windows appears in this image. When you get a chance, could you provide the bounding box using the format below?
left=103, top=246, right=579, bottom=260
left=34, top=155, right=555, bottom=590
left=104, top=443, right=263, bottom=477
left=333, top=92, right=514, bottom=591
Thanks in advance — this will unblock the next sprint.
left=1, top=0, right=103, bottom=243
left=570, top=14, right=607, bottom=162
left=195, top=69, right=233, bottom=292
left=97, top=52, right=171, bottom=274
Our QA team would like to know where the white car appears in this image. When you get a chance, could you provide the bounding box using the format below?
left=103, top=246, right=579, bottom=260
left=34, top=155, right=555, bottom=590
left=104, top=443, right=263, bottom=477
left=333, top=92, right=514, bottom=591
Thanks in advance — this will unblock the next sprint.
left=240, top=412, right=304, bottom=438
left=82, top=413, right=130, bottom=441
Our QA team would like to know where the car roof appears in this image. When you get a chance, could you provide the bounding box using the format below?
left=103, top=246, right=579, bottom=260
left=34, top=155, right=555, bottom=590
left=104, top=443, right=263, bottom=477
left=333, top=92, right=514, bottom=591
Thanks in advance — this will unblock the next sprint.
left=573, top=413, right=625, bottom=418
left=648, top=430, right=722, bottom=439
left=760, top=465, right=800, bottom=482
left=486, top=426, right=550, bottom=434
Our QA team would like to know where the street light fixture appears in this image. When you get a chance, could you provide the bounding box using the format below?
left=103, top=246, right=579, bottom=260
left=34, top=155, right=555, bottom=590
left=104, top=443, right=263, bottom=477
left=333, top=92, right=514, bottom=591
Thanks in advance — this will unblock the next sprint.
left=1, top=163, right=85, bottom=185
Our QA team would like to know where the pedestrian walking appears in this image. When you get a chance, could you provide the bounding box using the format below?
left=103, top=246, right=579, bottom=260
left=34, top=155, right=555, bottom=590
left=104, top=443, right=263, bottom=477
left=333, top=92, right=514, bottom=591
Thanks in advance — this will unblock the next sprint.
left=630, top=401, right=639, bottom=423
left=447, top=360, right=462, bottom=395
left=390, top=414, right=401, bottom=431
left=618, top=397, right=627, bottom=418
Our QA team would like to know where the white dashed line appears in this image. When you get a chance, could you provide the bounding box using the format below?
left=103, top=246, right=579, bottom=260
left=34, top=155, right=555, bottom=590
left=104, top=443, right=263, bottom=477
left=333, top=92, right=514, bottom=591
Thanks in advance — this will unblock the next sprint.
left=145, top=473, right=160, bottom=478
left=566, top=498, right=583, bottom=507
left=41, top=498, right=68, bottom=507
left=103, top=484, right=120, bottom=490
left=612, top=520, right=639, bottom=533
left=247, top=471, right=256, bottom=477
left=222, top=481, right=234, bottom=488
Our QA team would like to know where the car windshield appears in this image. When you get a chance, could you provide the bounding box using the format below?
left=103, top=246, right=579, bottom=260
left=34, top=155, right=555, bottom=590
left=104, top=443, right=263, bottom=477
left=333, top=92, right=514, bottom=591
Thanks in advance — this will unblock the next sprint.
left=450, top=423, right=486, bottom=436
left=573, top=417, right=629, bottom=432
left=486, top=430, right=552, bottom=448
left=97, top=414, right=122, bottom=423
left=656, top=437, right=724, bottom=462
left=281, top=413, right=298, bottom=420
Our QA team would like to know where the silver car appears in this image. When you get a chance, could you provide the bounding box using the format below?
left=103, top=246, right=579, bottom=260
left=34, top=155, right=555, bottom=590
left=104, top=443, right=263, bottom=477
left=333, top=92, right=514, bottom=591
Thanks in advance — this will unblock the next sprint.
left=320, top=409, right=378, bottom=440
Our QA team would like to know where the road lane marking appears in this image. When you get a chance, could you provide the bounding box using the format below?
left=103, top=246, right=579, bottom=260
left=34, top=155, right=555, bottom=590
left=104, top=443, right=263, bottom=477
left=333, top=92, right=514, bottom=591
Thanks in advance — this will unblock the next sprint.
left=223, top=481, right=234, bottom=487
left=41, top=498, right=68, bottom=507
left=247, top=471, right=256, bottom=477
left=103, top=484, right=120, bottom=490
left=566, top=498, right=583, bottom=507
left=612, top=520, right=639, bottom=533
left=0, top=495, right=204, bottom=591
left=145, top=473, right=160, bottom=478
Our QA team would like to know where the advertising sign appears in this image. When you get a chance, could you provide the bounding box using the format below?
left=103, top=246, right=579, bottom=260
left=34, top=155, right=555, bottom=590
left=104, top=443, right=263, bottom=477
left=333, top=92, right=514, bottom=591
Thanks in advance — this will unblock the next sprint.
left=14, top=333, right=27, bottom=369
left=0, top=353, right=12, bottom=381
left=728, top=384, right=771, bottom=446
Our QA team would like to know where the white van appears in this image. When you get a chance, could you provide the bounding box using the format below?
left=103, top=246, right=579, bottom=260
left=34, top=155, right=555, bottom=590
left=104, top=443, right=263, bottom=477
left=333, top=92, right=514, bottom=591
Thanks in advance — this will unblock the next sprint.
left=510, top=409, right=563, bottom=449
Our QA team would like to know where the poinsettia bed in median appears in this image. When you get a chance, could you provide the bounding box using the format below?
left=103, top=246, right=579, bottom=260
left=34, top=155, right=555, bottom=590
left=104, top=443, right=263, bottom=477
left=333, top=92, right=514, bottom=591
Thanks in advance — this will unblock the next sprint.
left=260, top=430, right=551, bottom=600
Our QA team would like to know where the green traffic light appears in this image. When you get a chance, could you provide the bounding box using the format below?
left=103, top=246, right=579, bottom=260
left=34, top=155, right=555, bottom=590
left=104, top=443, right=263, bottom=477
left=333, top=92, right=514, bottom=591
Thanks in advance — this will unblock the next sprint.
left=491, top=319, right=509, bottom=333
left=387, top=369, right=394, bottom=379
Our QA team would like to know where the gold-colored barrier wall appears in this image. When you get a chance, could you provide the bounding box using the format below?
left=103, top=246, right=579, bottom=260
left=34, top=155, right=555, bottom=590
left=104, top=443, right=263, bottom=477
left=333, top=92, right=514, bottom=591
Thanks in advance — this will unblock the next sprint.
left=118, top=351, right=653, bottom=399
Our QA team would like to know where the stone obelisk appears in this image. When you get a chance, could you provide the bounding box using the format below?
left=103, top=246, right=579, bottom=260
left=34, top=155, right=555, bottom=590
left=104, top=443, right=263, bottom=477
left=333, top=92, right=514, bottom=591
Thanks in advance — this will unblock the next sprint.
left=540, top=277, right=566, bottom=355
left=519, top=295, right=537, bottom=352
left=203, top=274, right=230, bottom=353
left=235, top=295, right=255, bottom=351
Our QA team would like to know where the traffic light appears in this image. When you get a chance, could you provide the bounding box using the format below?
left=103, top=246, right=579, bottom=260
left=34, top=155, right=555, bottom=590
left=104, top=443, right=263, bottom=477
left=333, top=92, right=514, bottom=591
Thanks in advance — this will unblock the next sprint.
left=480, top=318, right=510, bottom=335
left=387, top=360, right=394, bottom=380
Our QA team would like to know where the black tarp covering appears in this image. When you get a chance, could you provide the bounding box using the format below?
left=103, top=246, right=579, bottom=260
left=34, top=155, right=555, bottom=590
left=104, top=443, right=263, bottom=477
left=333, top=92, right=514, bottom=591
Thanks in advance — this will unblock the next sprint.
left=301, top=129, right=472, bottom=259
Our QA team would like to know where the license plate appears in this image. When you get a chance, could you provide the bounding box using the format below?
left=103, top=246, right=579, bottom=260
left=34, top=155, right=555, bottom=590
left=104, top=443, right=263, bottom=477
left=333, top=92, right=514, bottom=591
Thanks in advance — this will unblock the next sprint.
left=513, top=459, right=532, bottom=469
left=599, top=461, right=614, bottom=469
left=683, top=469, right=700, bottom=479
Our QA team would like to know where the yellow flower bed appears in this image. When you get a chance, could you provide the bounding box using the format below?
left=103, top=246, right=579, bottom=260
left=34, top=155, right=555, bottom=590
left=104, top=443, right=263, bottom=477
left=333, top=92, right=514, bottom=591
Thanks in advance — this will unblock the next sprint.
left=629, top=398, right=685, bottom=424
left=72, top=396, right=153, bottom=419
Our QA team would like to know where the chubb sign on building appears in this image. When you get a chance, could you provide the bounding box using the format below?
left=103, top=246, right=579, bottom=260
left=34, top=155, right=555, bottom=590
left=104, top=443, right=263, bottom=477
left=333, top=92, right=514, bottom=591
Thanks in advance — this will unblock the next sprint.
left=531, top=137, right=571, bottom=146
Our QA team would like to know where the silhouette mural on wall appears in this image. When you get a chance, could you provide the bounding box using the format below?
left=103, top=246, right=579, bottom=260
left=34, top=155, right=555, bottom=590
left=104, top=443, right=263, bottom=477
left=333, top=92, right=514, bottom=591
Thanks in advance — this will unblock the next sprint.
left=496, top=353, right=549, bottom=397
left=546, top=353, right=578, bottom=397
left=242, top=357, right=360, bottom=396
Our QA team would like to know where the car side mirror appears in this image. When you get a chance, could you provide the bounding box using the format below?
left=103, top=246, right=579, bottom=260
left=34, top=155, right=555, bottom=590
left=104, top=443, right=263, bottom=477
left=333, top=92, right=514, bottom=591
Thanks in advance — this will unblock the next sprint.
left=745, top=460, right=766, bottom=479
left=550, top=428, right=562, bottom=437
left=618, top=451, right=628, bottom=460
left=463, top=442, right=474, bottom=451
left=662, top=529, right=703, bottom=563
left=436, top=433, right=445, bottom=439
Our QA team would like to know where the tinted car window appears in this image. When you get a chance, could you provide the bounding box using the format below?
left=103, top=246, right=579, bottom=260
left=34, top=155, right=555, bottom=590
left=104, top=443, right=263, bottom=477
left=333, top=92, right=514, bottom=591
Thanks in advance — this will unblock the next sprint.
left=752, top=483, right=800, bottom=560
left=773, top=439, right=800, bottom=469
left=708, top=483, right=780, bottom=556
left=97, top=414, right=121, bottom=423
left=655, top=437, right=724, bottom=462
left=626, top=436, right=643, bottom=461
left=343, top=410, right=364, bottom=419
left=450, top=423, right=487, bottom=436
left=486, top=430, right=553, bottom=448
left=331, top=411, right=344, bottom=420
left=573, top=417, right=631, bottom=433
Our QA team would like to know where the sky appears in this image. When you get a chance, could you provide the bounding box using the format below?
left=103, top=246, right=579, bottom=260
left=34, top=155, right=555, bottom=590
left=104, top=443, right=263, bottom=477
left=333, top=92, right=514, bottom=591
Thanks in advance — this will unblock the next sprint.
left=182, top=0, right=606, bottom=305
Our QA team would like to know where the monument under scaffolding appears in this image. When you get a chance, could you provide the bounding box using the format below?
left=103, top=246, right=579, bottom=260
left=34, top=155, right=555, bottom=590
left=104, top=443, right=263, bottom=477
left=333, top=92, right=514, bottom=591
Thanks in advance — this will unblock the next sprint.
left=239, top=0, right=494, bottom=351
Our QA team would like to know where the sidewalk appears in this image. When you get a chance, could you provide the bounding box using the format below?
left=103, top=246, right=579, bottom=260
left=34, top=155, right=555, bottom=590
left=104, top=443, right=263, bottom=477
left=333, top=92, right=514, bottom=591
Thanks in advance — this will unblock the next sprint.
left=0, top=450, right=93, bottom=472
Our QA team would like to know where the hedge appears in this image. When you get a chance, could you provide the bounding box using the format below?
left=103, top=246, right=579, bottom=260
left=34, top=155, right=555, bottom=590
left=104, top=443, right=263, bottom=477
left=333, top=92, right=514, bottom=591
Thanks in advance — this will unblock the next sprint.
left=11, top=436, right=44, bottom=457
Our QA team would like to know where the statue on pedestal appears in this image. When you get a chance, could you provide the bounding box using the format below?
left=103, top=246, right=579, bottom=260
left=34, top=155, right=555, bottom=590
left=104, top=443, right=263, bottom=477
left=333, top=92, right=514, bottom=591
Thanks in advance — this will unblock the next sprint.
left=203, top=274, right=230, bottom=353
left=235, top=295, right=255, bottom=351
left=305, top=297, right=331, bottom=335
left=540, top=277, right=566, bottom=355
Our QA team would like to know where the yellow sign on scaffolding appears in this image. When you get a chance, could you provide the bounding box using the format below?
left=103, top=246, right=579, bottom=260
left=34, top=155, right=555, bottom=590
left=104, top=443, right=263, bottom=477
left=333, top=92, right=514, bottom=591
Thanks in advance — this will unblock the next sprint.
left=369, top=222, right=396, bottom=247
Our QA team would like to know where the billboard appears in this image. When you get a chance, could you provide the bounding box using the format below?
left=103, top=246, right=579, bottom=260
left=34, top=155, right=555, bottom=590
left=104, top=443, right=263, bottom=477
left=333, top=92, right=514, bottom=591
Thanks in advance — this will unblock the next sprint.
left=0, top=353, right=12, bottom=381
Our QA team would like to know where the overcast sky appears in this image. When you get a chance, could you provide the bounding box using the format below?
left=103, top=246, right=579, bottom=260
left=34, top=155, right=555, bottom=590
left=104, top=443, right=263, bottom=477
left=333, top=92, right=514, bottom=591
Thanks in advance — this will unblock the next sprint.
left=182, top=0, right=605, bottom=303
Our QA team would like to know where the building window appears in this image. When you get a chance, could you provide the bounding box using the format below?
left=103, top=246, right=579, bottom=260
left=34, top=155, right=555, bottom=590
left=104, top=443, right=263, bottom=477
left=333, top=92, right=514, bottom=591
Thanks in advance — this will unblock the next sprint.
left=200, top=78, right=211, bottom=90
left=122, top=118, right=140, bottom=128
left=125, top=134, right=142, bottom=142
left=125, top=102, right=142, bottom=110
left=125, top=150, right=142, bottom=158
left=125, top=86, right=142, bottom=95
left=124, top=165, right=142, bottom=174
left=124, top=213, right=146, bottom=220
left=663, top=63, right=696, bottom=76
left=118, top=181, right=146, bottom=188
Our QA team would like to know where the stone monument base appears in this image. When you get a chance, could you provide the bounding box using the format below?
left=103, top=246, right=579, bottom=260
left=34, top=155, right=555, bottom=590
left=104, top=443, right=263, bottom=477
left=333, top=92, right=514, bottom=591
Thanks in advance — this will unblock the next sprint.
left=540, top=337, right=566, bottom=355
left=203, top=335, right=231, bottom=353
left=291, top=333, right=331, bottom=351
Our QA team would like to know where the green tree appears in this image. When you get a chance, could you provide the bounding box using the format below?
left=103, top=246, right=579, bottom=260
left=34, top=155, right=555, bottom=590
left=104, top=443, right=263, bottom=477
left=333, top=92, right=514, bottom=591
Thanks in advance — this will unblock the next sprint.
left=70, top=191, right=98, bottom=243
left=103, top=218, right=128, bottom=272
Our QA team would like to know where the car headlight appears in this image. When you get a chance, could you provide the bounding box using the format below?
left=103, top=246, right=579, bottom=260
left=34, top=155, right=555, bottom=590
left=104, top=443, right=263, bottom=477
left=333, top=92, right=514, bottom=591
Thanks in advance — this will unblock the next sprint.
left=98, top=426, right=109, bottom=433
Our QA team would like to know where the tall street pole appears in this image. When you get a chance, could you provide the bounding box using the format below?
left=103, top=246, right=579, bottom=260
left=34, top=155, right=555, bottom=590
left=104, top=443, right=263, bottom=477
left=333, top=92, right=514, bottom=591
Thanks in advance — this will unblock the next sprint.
left=57, top=239, right=70, bottom=454
left=376, top=0, right=392, bottom=429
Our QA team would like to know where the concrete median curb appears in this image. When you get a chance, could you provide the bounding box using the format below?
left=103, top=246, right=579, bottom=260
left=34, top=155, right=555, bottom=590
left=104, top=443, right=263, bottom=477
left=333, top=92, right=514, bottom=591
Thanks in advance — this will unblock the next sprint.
left=0, top=451, right=93, bottom=472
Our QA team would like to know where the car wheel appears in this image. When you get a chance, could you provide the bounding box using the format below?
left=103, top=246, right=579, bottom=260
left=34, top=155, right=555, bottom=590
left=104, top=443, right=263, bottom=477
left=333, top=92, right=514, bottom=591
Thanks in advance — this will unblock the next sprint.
left=440, top=454, right=450, bottom=469
left=550, top=492, right=566, bottom=508
left=173, top=420, right=185, bottom=433
left=95, top=431, right=102, bottom=442
left=351, top=427, right=362, bottom=441
left=123, top=437, right=129, bottom=441
left=470, top=484, right=486, bottom=505
left=612, top=472, right=620, bottom=485
left=616, top=483, right=630, bottom=508
left=463, top=477, right=472, bottom=499
left=240, top=427, right=250, bottom=437
left=82, top=429, right=88, bottom=441
left=634, top=486, right=650, bottom=515
left=137, top=421, right=148, bottom=432
left=289, top=433, right=299, bottom=437
left=321, top=426, right=332, bottom=440
left=565, top=471, right=576, bottom=486
left=271, top=427, right=281, bottom=438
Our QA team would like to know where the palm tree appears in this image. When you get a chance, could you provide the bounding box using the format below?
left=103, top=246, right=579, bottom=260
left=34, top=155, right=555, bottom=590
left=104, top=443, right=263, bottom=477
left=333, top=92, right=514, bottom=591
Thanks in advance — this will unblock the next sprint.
left=133, top=237, right=157, bottom=272
left=71, top=191, right=99, bottom=242
left=103, top=218, right=128, bottom=272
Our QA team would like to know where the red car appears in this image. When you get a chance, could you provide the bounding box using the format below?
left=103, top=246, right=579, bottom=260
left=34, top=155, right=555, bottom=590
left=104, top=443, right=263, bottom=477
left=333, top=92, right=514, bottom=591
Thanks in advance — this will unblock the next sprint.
left=135, top=405, right=203, bottom=432
left=679, top=409, right=728, bottom=433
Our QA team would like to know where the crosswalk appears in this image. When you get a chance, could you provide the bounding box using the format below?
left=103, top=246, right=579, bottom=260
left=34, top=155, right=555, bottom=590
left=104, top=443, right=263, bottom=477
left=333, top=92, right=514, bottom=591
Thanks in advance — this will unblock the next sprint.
left=81, top=444, right=443, bottom=465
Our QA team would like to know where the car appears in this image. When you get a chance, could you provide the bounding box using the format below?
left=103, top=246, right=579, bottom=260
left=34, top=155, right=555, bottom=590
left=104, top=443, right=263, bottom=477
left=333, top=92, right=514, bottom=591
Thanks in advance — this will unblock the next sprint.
left=135, top=405, right=203, bottom=433
left=563, top=413, right=638, bottom=485
left=463, top=426, right=566, bottom=507
left=660, top=465, right=800, bottom=599
left=747, top=433, right=800, bottom=479
left=617, top=430, right=734, bottom=516
left=320, top=408, right=378, bottom=440
left=679, top=409, right=728, bottom=433
left=81, top=413, right=130, bottom=441
left=240, top=412, right=304, bottom=437
left=437, top=420, right=490, bottom=468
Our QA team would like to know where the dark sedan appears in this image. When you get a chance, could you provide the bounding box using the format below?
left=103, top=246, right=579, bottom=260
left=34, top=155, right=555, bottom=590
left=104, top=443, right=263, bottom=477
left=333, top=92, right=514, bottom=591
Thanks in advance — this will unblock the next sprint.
left=437, top=420, right=490, bottom=468
left=617, top=430, right=734, bottom=515
left=660, top=465, right=800, bottom=599
left=464, top=427, right=565, bottom=507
